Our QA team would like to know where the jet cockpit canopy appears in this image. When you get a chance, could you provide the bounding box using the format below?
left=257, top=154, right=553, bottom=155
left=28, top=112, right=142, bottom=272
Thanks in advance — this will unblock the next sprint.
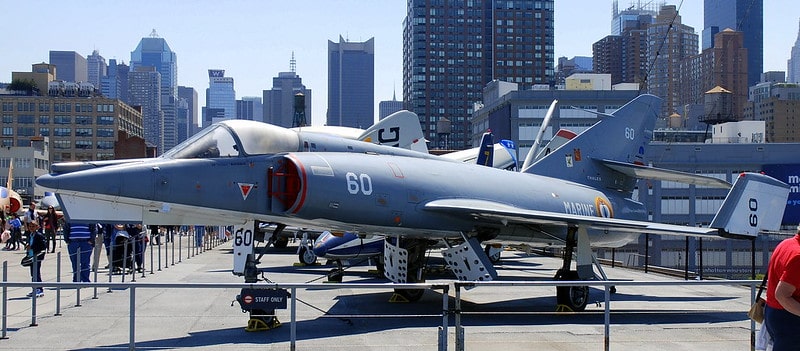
left=162, top=120, right=300, bottom=159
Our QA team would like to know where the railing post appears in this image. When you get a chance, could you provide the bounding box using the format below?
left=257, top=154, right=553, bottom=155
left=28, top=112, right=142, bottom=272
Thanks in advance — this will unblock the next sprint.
left=55, top=252, right=62, bottom=315
left=129, top=285, right=136, bottom=351
left=440, top=284, right=449, bottom=351
left=30, top=256, right=39, bottom=327
left=291, top=287, right=297, bottom=351
left=2, top=261, right=8, bottom=339
left=455, top=284, right=463, bottom=351
left=604, top=284, right=611, bottom=351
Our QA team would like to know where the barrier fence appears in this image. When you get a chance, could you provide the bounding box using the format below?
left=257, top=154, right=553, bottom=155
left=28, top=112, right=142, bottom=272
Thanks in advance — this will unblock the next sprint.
left=0, top=273, right=762, bottom=351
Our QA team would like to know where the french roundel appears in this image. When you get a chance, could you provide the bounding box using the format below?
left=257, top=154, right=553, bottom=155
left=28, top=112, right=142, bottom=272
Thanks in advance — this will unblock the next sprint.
left=594, top=197, right=614, bottom=218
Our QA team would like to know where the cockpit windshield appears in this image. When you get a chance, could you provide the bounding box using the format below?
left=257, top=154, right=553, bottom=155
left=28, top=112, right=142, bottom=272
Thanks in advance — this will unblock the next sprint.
left=161, top=120, right=301, bottom=159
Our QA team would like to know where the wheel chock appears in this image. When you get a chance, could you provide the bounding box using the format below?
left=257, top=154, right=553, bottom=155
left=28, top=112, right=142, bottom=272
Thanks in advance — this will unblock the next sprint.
left=388, top=293, right=411, bottom=303
left=245, top=318, right=282, bottom=332
left=555, top=304, right=576, bottom=313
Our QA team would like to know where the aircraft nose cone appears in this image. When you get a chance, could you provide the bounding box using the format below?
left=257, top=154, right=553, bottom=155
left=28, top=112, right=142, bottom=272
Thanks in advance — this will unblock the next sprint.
left=35, top=173, right=59, bottom=191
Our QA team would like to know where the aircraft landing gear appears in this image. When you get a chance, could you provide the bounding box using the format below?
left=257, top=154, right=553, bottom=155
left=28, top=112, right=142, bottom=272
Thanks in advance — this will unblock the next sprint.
left=298, top=246, right=317, bottom=265
left=384, top=238, right=429, bottom=302
left=555, top=226, right=589, bottom=312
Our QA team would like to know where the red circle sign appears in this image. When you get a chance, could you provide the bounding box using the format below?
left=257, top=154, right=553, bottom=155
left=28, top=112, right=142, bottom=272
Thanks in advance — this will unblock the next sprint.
left=243, top=295, right=253, bottom=304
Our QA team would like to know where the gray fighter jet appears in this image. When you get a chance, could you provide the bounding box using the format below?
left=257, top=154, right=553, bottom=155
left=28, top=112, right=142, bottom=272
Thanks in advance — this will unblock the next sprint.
left=37, top=94, right=790, bottom=317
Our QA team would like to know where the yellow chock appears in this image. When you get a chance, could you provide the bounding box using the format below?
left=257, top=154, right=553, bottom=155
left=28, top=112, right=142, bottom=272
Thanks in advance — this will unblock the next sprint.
left=245, top=318, right=282, bottom=332
left=555, top=304, right=576, bottom=313
left=388, top=293, right=410, bottom=303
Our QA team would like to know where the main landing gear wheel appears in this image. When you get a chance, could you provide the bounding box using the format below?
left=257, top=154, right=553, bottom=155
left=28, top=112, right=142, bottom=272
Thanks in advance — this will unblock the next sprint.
left=554, top=270, right=589, bottom=312
left=298, top=246, right=317, bottom=265
left=272, top=236, right=289, bottom=248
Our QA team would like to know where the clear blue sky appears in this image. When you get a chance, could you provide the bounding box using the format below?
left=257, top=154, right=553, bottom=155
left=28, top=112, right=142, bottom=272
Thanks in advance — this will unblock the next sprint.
left=2, top=1, right=797, bottom=126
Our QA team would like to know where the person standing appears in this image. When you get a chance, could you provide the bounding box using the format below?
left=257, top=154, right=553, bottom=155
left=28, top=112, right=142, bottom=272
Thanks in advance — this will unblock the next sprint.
left=25, top=221, right=46, bottom=297
left=23, top=203, right=40, bottom=227
left=42, top=206, right=59, bottom=253
left=63, top=220, right=95, bottom=283
left=194, top=225, right=205, bottom=248
left=127, top=223, right=146, bottom=273
left=764, top=225, right=800, bottom=350
left=7, top=215, right=22, bottom=250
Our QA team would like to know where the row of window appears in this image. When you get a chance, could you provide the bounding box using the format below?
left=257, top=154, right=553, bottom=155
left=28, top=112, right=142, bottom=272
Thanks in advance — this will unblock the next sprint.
left=2, top=127, right=115, bottom=137
left=1, top=102, right=114, bottom=113
left=52, top=140, right=115, bottom=149
left=3, top=115, right=115, bottom=125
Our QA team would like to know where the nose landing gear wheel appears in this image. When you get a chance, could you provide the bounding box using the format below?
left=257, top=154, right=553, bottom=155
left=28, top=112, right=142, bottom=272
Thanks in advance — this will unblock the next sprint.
left=298, top=246, right=317, bottom=265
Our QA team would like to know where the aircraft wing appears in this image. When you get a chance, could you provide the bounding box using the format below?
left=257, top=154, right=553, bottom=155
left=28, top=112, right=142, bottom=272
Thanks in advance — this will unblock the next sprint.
left=600, top=159, right=732, bottom=189
left=424, top=198, right=721, bottom=238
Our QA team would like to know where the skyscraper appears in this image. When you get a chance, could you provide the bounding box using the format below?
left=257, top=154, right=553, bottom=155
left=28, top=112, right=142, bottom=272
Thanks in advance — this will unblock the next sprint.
left=49, top=51, right=88, bottom=83
left=647, top=5, right=698, bottom=118
left=788, top=19, right=800, bottom=83
left=101, top=59, right=129, bottom=103
left=379, top=90, right=404, bottom=120
left=178, top=86, right=197, bottom=142
left=327, top=36, right=374, bottom=128
left=130, top=30, right=178, bottom=152
left=263, top=62, right=312, bottom=127
left=403, top=0, right=554, bottom=150
left=237, top=97, right=262, bottom=121
left=128, top=67, right=163, bottom=151
left=703, top=0, right=763, bottom=86
left=595, top=3, right=653, bottom=87
left=205, top=69, right=235, bottom=125
left=86, top=49, right=107, bottom=88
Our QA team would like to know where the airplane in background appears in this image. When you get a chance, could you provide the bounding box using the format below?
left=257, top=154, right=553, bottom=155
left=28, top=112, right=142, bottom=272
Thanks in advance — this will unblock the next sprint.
left=1, top=159, right=23, bottom=215
left=36, top=94, right=791, bottom=329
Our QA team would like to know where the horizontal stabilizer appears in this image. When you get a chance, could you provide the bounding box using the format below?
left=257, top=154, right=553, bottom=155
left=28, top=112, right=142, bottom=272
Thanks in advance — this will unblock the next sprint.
left=710, top=172, right=790, bottom=238
left=600, top=159, right=732, bottom=189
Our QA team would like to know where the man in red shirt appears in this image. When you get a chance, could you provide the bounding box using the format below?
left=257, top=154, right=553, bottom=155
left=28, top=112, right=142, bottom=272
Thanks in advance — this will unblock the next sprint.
left=765, top=225, right=800, bottom=350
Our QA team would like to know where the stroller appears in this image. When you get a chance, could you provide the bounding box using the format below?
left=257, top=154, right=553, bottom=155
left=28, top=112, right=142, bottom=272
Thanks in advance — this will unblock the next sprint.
left=111, top=225, right=134, bottom=274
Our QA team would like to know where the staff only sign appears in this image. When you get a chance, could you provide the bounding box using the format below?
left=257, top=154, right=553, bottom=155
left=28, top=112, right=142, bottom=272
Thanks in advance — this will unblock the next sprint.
left=238, top=288, right=288, bottom=310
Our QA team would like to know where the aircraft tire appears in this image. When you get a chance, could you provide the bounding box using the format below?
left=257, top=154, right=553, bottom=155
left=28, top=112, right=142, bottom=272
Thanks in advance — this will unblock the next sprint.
left=298, top=246, right=317, bottom=265
left=555, top=270, right=588, bottom=312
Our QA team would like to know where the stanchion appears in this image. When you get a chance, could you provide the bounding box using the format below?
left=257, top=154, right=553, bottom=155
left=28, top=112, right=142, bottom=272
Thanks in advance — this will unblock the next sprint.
left=2, top=261, right=8, bottom=339
left=55, top=252, right=62, bottom=315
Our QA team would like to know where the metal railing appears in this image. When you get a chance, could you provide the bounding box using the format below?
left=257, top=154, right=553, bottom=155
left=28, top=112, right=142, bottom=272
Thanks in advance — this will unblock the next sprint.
left=452, top=280, right=762, bottom=351
left=0, top=280, right=449, bottom=351
left=2, top=274, right=762, bottom=350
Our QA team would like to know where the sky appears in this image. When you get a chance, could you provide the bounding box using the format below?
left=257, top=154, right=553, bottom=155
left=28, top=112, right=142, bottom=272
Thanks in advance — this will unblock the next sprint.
left=2, top=1, right=798, bottom=127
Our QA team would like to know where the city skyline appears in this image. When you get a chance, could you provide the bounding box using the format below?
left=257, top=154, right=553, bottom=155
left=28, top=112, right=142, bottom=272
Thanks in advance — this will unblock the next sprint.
left=2, top=1, right=797, bottom=127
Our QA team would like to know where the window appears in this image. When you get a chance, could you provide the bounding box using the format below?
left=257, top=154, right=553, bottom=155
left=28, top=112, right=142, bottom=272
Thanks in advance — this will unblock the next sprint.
left=54, top=115, right=72, bottom=124
left=75, top=140, right=93, bottom=149
left=75, top=128, right=93, bottom=137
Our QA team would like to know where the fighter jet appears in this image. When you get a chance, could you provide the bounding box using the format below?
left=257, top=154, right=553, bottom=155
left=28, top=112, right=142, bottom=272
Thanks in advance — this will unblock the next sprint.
left=37, top=94, right=790, bottom=318
left=1, top=159, right=23, bottom=214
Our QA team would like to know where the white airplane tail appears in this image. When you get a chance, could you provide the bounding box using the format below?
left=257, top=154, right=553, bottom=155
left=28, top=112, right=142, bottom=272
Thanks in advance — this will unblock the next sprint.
left=711, top=172, right=790, bottom=239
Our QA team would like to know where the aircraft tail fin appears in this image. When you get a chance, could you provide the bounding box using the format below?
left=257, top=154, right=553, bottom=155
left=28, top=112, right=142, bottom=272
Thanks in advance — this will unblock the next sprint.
left=359, top=110, right=428, bottom=153
left=524, top=94, right=661, bottom=194
left=475, top=131, right=494, bottom=167
left=710, top=172, right=790, bottom=239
